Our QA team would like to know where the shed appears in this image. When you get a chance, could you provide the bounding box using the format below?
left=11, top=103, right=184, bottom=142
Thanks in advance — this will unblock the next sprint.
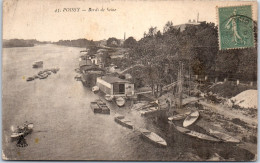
left=96, top=76, right=134, bottom=97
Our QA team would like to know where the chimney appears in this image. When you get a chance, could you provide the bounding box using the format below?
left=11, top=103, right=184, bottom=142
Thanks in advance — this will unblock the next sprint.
left=197, top=13, right=199, bottom=22
left=124, top=32, right=126, bottom=41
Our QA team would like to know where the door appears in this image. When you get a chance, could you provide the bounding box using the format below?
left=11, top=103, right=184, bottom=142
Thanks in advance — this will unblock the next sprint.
left=119, top=84, right=125, bottom=94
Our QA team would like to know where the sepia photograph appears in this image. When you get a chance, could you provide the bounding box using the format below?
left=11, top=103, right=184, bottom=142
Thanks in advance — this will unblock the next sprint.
left=2, top=0, right=258, bottom=161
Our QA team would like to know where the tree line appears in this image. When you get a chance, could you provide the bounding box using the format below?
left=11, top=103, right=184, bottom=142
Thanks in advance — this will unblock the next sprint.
left=119, top=21, right=257, bottom=95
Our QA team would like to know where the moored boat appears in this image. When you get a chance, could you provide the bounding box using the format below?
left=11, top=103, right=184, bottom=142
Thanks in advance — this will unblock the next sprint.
left=90, top=101, right=102, bottom=113
left=90, top=99, right=110, bottom=114
left=10, top=122, right=34, bottom=139
left=114, top=114, right=133, bottom=129
left=105, top=94, right=114, bottom=102
left=183, top=110, right=199, bottom=127
left=174, top=125, right=220, bottom=142
left=209, top=129, right=240, bottom=143
left=92, top=86, right=99, bottom=92
left=116, top=97, right=126, bottom=107
left=26, top=77, right=34, bottom=82
left=32, top=61, right=43, bottom=68
left=11, top=132, right=24, bottom=138
left=38, top=73, right=48, bottom=79
left=139, top=128, right=167, bottom=147
left=168, top=111, right=191, bottom=121
left=97, top=101, right=110, bottom=114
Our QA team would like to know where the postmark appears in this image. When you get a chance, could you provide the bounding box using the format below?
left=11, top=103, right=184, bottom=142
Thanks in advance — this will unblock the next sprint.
left=217, top=5, right=255, bottom=50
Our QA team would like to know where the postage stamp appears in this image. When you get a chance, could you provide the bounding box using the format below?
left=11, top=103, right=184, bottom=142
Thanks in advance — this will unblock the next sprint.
left=217, top=5, right=255, bottom=50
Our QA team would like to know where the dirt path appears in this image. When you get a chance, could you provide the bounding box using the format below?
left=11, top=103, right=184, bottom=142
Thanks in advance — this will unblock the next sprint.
left=199, top=101, right=257, bottom=126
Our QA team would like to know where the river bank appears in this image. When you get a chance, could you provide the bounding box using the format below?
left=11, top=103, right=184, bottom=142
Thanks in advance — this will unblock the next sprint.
left=2, top=44, right=257, bottom=161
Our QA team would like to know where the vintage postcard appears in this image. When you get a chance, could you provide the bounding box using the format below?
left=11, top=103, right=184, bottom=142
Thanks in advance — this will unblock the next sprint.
left=2, top=0, right=258, bottom=161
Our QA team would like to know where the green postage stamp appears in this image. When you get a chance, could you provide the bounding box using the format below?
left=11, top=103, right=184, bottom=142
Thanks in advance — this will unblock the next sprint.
left=217, top=5, right=255, bottom=50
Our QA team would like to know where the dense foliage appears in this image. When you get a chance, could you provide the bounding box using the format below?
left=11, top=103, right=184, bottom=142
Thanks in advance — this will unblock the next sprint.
left=3, top=39, right=37, bottom=48
left=55, top=39, right=95, bottom=48
left=107, top=37, right=120, bottom=47
left=120, top=21, right=257, bottom=96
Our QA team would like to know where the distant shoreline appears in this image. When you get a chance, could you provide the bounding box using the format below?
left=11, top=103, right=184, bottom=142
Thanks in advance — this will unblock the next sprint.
left=2, top=39, right=52, bottom=48
left=3, top=44, right=35, bottom=48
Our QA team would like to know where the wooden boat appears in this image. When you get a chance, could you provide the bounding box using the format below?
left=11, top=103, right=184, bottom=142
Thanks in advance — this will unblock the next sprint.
left=209, top=129, right=240, bottom=143
left=90, top=101, right=102, bottom=113
left=139, top=128, right=167, bottom=147
left=92, top=86, right=99, bottom=92
left=114, top=114, right=133, bottom=129
left=97, top=100, right=110, bottom=114
left=11, top=123, right=34, bottom=139
left=46, top=71, right=52, bottom=75
left=105, top=94, right=114, bottom=102
left=33, top=75, right=39, bottom=79
left=140, top=107, right=158, bottom=117
left=183, top=110, right=199, bottom=127
left=74, top=75, right=81, bottom=81
left=116, top=97, right=126, bottom=107
left=51, top=68, right=59, bottom=74
left=90, top=99, right=110, bottom=114
left=174, top=125, right=220, bottom=142
left=168, top=111, right=191, bottom=121
left=32, top=61, right=43, bottom=68
left=26, top=77, right=34, bottom=82
left=39, top=73, right=48, bottom=79
left=11, top=132, right=24, bottom=138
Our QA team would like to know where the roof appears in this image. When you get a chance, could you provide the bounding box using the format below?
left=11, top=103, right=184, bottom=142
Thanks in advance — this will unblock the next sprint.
left=173, top=23, right=200, bottom=32
left=81, top=66, right=104, bottom=72
left=79, top=59, right=93, bottom=67
left=99, top=76, right=131, bottom=84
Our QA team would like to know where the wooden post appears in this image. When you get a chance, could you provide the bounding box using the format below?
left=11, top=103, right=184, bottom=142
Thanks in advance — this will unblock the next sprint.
left=205, top=75, right=208, bottom=81
left=250, top=81, right=253, bottom=86
left=236, top=80, right=239, bottom=85
left=224, top=78, right=227, bottom=82
left=215, top=77, right=218, bottom=83
left=178, top=62, right=183, bottom=109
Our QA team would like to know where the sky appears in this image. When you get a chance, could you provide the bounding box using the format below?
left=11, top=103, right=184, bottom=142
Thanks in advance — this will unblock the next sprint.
left=3, top=0, right=257, bottom=42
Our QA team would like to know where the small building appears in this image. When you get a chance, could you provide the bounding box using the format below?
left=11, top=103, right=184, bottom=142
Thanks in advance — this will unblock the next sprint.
left=108, top=64, right=121, bottom=73
left=96, top=76, right=134, bottom=97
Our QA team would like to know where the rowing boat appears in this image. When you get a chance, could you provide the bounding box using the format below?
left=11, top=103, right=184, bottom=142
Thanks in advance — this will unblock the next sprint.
left=183, top=110, right=199, bottom=127
left=114, top=114, right=133, bottom=129
left=168, top=111, right=191, bottom=121
left=209, top=129, right=240, bottom=143
left=139, top=128, right=167, bottom=147
left=116, top=97, right=126, bottom=107
left=11, top=123, right=34, bottom=139
left=105, top=94, right=114, bottom=102
left=175, top=125, right=220, bottom=142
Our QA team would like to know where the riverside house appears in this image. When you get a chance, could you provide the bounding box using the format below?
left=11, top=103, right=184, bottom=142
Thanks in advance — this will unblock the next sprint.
left=96, top=76, right=134, bottom=97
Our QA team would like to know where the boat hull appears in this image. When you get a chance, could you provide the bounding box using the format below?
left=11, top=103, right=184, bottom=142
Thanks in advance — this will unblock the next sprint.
left=183, top=110, right=199, bottom=127
left=174, top=125, right=220, bottom=142
left=168, top=111, right=191, bottom=121
left=90, top=102, right=102, bottom=113
left=209, top=129, right=240, bottom=143
left=10, top=123, right=34, bottom=139
left=116, top=97, right=126, bottom=107
left=139, top=128, right=167, bottom=147
left=114, top=117, right=133, bottom=129
left=90, top=100, right=110, bottom=114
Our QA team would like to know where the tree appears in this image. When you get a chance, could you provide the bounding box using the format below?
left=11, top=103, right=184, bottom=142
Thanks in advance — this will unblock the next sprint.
left=123, top=37, right=137, bottom=48
left=107, top=37, right=120, bottom=47
left=163, top=21, right=174, bottom=33
left=147, top=26, right=158, bottom=37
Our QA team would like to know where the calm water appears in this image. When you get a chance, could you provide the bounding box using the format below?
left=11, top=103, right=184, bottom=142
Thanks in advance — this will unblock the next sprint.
left=2, top=44, right=254, bottom=161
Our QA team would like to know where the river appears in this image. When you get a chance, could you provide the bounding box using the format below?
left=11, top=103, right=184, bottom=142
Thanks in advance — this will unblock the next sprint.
left=2, top=44, right=254, bottom=161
